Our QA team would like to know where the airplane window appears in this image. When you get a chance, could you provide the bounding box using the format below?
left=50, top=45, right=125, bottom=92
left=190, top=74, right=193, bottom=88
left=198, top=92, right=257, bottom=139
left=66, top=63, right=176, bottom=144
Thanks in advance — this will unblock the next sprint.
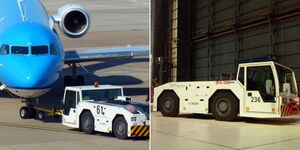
left=0, top=45, right=9, bottom=55
left=11, top=46, right=28, bottom=55
left=50, top=45, right=58, bottom=55
left=32, top=46, right=48, bottom=55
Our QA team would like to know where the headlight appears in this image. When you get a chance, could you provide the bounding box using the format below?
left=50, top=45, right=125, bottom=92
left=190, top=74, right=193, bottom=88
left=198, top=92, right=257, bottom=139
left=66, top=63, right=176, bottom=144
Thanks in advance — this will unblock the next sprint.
left=125, top=105, right=138, bottom=114
left=131, top=117, right=137, bottom=122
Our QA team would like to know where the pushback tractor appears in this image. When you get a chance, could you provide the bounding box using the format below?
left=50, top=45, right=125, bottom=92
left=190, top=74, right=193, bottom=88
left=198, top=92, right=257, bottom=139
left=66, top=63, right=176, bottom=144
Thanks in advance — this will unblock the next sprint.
left=20, top=83, right=150, bottom=139
left=153, top=61, right=300, bottom=121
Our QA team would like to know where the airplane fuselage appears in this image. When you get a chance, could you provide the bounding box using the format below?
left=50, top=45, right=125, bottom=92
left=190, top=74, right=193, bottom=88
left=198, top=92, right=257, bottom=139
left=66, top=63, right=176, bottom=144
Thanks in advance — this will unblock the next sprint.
left=0, top=0, right=64, bottom=98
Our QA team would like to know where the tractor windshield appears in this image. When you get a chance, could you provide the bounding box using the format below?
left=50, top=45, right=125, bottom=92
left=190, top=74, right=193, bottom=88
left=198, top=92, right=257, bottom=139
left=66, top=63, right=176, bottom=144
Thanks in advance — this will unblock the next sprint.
left=275, top=64, right=297, bottom=96
left=82, top=88, right=122, bottom=101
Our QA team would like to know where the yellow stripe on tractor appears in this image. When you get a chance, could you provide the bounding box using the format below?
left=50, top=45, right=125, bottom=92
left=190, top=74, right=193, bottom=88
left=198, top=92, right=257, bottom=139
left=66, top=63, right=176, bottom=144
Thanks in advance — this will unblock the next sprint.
left=130, top=125, right=149, bottom=137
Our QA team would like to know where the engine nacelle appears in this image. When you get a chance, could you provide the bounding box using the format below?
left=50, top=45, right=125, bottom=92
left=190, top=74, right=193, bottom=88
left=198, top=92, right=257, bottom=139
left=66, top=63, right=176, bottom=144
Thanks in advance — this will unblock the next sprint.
left=53, top=4, right=90, bottom=38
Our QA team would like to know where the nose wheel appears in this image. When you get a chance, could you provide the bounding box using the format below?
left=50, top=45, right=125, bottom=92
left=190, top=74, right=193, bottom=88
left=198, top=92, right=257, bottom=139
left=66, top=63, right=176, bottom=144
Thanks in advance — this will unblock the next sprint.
left=19, top=106, right=35, bottom=119
left=20, top=107, right=29, bottom=119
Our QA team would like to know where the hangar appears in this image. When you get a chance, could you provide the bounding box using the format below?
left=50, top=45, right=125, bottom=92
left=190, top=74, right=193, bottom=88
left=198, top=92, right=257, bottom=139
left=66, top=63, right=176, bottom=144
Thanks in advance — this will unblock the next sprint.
left=152, top=0, right=300, bottom=87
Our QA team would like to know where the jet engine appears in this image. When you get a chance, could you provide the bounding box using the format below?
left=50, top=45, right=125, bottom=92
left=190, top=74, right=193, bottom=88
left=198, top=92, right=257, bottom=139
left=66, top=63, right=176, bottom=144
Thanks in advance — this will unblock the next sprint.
left=53, top=4, right=90, bottom=38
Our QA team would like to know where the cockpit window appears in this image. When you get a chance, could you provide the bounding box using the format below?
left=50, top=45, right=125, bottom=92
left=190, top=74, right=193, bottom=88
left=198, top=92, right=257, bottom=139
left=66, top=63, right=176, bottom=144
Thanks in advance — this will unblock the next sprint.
left=11, top=46, right=28, bottom=55
left=0, top=45, right=9, bottom=55
left=32, top=46, right=48, bottom=55
left=50, top=45, right=57, bottom=55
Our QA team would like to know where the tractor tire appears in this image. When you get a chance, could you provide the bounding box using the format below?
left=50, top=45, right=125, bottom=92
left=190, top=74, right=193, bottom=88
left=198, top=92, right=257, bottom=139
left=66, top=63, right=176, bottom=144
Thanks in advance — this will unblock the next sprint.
left=81, top=111, right=94, bottom=134
left=113, top=116, right=128, bottom=139
left=211, top=92, right=238, bottom=121
left=159, top=91, right=179, bottom=117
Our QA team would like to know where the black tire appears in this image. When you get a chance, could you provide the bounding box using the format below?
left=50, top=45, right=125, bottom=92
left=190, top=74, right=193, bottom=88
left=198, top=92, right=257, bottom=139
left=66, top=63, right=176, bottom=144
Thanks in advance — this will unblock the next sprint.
left=36, top=111, right=44, bottom=121
left=28, top=107, right=36, bottom=119
left=211, top=92, right=238, bottom=121
left=75, top=75, right=84, bottom=86
left=81, top=111, right=94, bottom=134
left=64, top=76, right=73, bottom=86
left=159, top=91, right=179, bottom=117
left=20, top=107, right=29, bottom=119
left=113, top=116, right=128, bottom=139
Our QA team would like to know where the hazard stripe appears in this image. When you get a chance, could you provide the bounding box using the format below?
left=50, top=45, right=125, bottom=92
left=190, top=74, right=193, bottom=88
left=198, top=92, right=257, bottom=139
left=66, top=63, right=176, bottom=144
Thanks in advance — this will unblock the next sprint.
left=285, top=105, right=290, bottom=116
left=129, top=126, right=139, bottom=135
left=138, top=126, right=148, bottom=137
left=281, top=104, right=291, bottom=117
left=134, top=125, right=144, bottom=136
left=143, top=129, right=149, bottom=136
left=129, top=125, right=149, bottom=137
left=281, top=104, right=300, bottom=117
left=281, top=105, right=288, bottom=117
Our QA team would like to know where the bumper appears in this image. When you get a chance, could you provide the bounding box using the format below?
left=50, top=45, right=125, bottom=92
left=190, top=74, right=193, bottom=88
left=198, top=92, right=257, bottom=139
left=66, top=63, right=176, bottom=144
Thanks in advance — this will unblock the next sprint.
left=281, top=104, right=300, bottom=117
left=129, top=125, right=149, bottom=137
left=126, top=113, right=149, bottom=137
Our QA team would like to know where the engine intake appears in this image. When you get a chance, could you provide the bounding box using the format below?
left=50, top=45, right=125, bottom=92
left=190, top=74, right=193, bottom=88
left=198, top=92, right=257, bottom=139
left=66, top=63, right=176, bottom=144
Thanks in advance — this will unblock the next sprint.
left=53, top=4, right=90, bottom=38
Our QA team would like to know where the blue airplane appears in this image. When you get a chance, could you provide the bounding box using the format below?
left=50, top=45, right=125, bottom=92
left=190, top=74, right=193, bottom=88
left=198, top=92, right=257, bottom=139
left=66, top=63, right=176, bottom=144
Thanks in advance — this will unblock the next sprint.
left=0, top=0, right=149, bottom=99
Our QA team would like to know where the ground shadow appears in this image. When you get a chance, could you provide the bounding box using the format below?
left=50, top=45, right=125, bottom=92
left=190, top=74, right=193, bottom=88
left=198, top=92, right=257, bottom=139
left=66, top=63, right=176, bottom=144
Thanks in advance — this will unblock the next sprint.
left=63, top=57, right=149, bottom=75
left=238, top=117, right=300, bottom=125
left=171, top=113, right=300, bottom=125
left=69, top=128, right=149, bottom=140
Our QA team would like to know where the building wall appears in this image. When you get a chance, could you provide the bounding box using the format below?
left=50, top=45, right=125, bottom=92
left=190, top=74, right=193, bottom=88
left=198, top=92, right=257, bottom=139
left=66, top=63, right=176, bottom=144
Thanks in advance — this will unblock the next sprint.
left=189, top=0, right=300, bottom=85
left=152, top=0, right=300, bottom=87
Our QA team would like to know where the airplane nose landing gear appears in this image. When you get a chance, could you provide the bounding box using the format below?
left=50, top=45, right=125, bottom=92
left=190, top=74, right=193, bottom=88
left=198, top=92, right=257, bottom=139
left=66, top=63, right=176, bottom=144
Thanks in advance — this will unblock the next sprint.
left=19, top=106, right=35, bottom=119
left=64, top=63, right=85, bottom=86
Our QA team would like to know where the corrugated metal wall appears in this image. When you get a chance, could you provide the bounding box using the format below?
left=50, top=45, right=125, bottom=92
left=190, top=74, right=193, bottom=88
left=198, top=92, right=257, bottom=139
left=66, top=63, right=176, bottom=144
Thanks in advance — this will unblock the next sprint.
left=189, top=0, right=300, bottom=86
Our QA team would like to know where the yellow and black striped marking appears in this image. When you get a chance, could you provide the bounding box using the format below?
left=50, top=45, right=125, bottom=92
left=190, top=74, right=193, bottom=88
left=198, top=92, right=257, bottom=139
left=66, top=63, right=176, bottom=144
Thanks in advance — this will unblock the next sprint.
left=130, top=125, right=149, bottom=137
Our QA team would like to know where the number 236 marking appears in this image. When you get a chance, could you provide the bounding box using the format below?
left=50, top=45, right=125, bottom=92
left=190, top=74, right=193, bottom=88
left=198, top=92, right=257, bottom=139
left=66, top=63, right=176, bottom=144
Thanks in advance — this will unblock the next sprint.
left=251, top=97, right=261, bottom=103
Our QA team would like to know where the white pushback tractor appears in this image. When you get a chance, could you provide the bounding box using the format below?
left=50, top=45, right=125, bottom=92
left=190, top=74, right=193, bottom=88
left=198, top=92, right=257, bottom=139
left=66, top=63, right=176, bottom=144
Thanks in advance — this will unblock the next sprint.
left=20, top=83, right=149, bottom=139
left=62, top=83, right=149, bottom=139
left=153, top=61, right=300, bottom=121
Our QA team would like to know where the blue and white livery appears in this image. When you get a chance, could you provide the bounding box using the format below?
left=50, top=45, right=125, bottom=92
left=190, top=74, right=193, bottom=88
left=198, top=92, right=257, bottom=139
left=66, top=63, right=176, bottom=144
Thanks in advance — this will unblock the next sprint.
left=0, top=0, right=149, bottom=98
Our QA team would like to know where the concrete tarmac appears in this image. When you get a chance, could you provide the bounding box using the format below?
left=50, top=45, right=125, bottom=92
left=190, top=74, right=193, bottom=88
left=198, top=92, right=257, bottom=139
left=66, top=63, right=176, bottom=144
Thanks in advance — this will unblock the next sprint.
left=151, top=112, right=300, bottom=150
left=0, top=0, right=149, bottom=150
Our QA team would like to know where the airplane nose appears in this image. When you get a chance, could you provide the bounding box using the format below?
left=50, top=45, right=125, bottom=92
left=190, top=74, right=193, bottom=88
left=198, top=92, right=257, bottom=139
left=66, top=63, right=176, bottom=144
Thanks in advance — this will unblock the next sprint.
left=3, top=56, right=61, bottom=89
left=21, top=70, right=53, bottom=88
left=22, top=60, right=59, bottom=88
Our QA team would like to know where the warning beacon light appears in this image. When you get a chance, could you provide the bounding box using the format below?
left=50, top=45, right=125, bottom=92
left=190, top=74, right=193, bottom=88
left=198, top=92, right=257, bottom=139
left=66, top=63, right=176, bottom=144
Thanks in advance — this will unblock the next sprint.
left=94, top=82, right=99, bottom=87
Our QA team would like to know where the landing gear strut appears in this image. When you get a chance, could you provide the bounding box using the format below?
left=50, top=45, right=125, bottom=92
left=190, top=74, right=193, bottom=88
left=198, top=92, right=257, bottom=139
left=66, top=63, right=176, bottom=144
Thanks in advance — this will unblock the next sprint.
left=64, top=63, right=85, bottom=86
